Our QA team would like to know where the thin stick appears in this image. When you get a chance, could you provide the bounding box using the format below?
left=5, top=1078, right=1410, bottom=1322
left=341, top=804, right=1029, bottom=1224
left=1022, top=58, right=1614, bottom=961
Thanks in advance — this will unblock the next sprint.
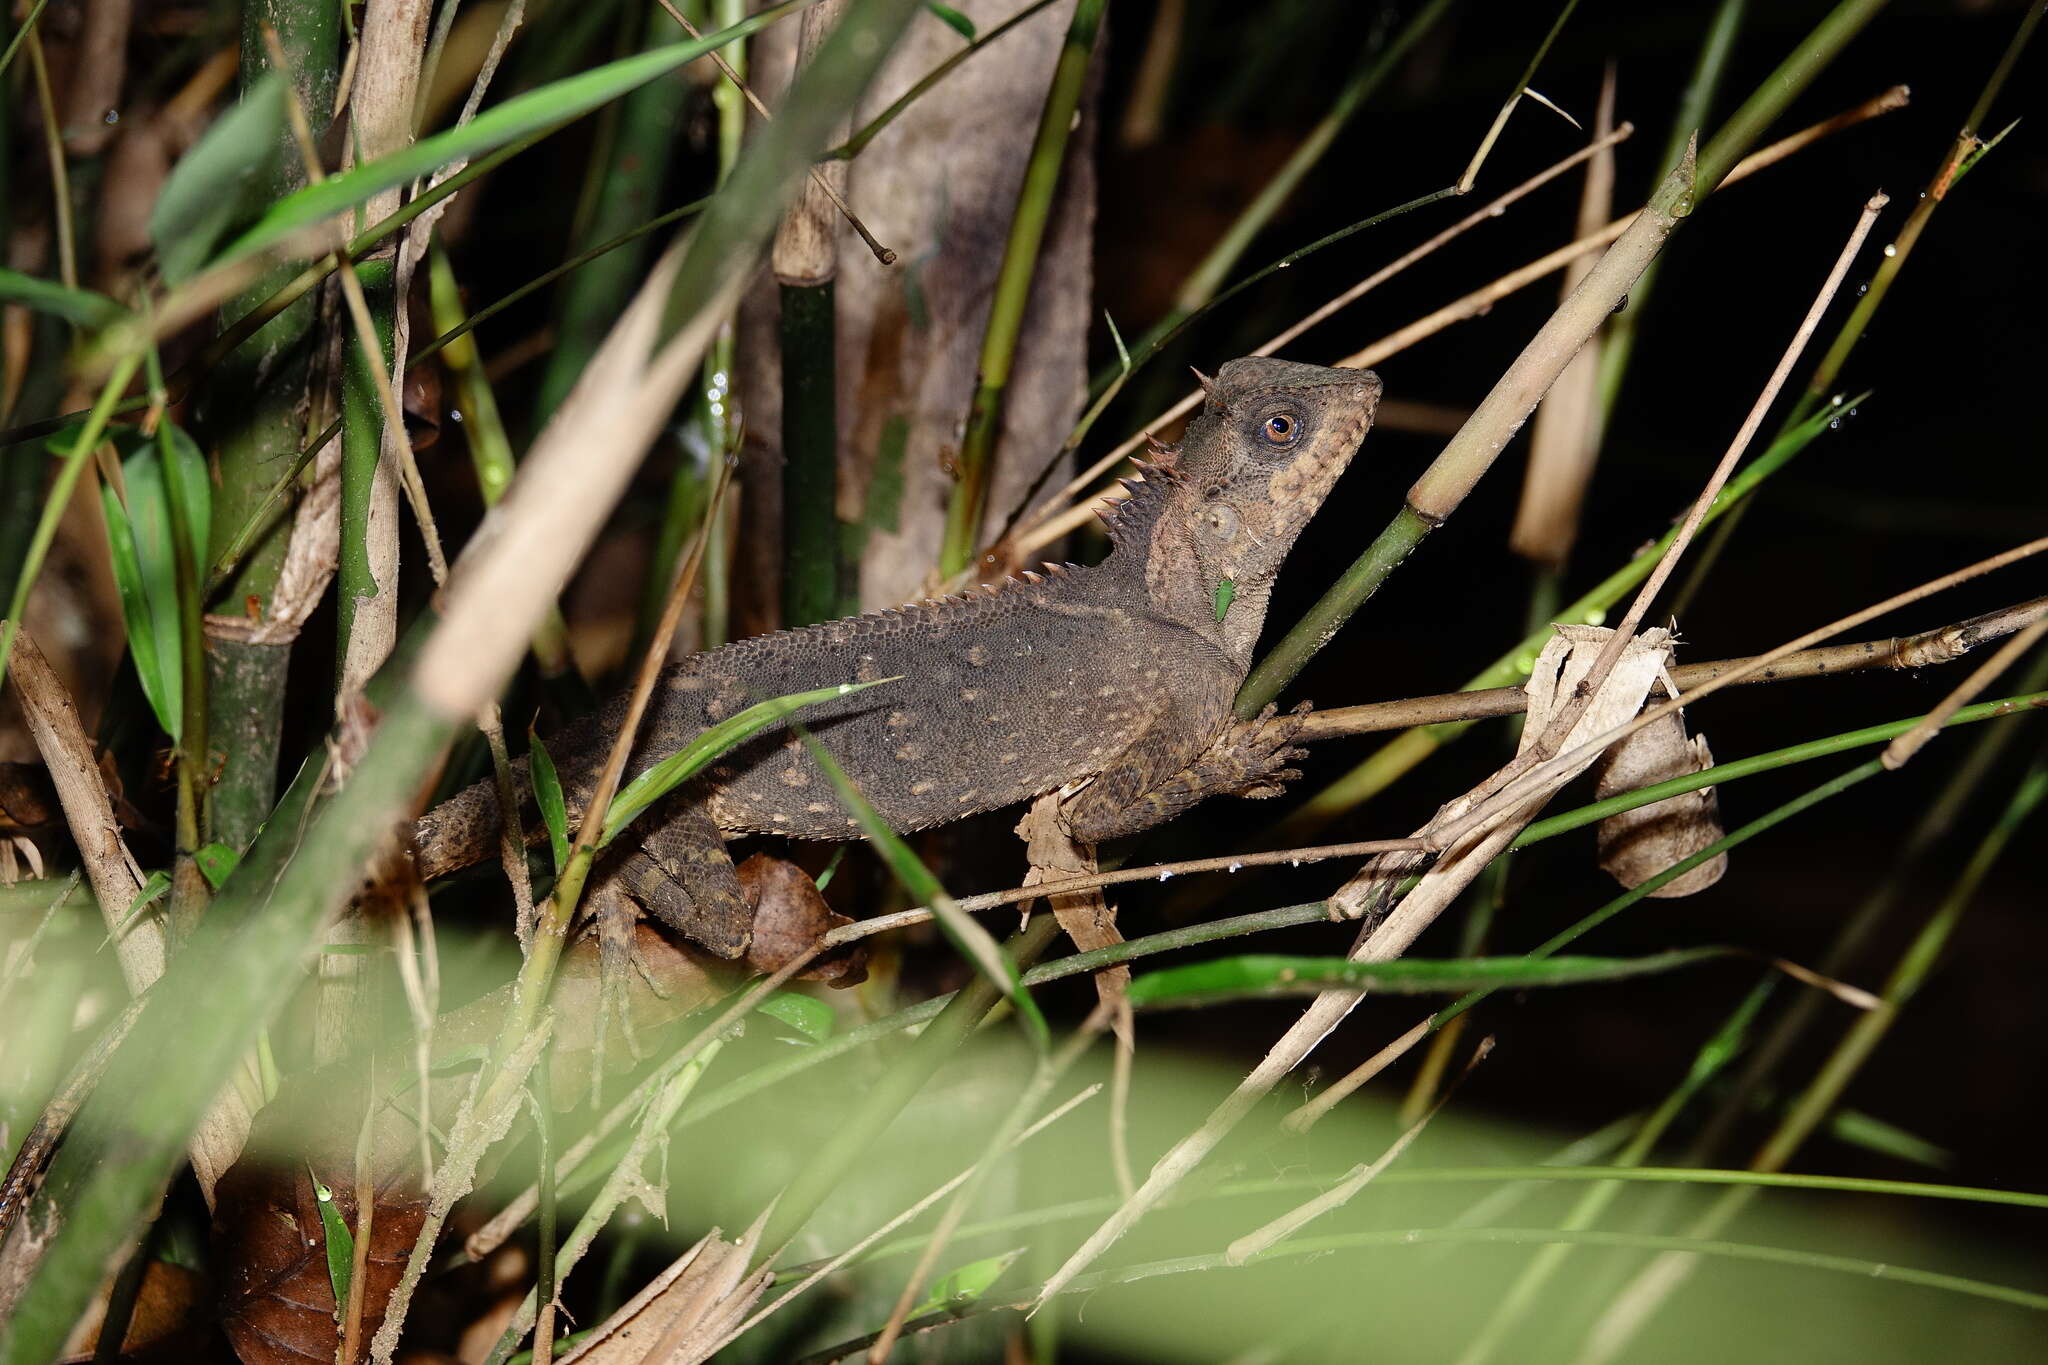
left=1458, top=0, right=1581, bottom=191
left=1011, top=125, right=1637, bottom=549
left=660, top=0, right=895, bottom=263
left=1012, top=87, right=1910, bottom=559
left=1881, top=610, right=2048, bottom=769
left=265, top=24, right=451, bottom=587
left=1536, top=192, right=1887, bottom=751
left=23, top=30, right=75, bottom=289
left=1296, top=594, right=2048, bottom=738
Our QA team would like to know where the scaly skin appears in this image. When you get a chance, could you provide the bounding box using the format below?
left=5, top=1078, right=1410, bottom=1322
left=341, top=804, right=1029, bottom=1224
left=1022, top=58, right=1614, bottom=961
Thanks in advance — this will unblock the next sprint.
left=413, top=357, right=1382, bottom=955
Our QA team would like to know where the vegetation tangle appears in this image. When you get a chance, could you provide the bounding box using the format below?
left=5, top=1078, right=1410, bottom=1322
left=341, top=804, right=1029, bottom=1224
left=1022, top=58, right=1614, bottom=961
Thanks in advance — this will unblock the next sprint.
left=0, top=1, right=2044, bottom=1362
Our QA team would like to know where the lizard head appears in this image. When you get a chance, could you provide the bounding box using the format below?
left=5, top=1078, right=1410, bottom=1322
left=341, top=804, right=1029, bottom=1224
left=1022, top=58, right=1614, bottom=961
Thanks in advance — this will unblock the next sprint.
left=1133, top=357, right=1382, bottom=662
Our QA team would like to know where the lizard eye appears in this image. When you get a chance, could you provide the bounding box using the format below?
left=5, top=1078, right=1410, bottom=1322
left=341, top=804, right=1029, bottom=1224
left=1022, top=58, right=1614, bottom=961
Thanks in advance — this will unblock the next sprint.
left=1261, top=412, right=1300, bottom=447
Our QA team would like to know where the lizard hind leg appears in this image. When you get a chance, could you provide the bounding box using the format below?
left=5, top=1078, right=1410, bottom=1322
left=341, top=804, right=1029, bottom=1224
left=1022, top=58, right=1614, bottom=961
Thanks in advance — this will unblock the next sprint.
left=607, top=795, right=753, bottom=959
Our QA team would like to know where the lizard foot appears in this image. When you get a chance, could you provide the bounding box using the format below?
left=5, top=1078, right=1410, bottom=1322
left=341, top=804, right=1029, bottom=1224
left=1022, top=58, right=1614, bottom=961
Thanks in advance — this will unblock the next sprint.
left=608, top=794, right=753, bottom=959
left=1204, top=700, right=1312, bottom=800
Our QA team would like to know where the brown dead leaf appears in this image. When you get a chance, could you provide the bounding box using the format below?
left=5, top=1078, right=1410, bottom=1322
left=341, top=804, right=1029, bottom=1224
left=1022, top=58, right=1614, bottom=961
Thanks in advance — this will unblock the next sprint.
left=60, top=1259, right=210, bottom=1362
left=1594, top=715, right=1727, bottom=898
left=212, top=1154, right=429, bottom=1365
left=558, top=1220, right=772, bottom=1365
left=736, top=852, right=867, bottom=987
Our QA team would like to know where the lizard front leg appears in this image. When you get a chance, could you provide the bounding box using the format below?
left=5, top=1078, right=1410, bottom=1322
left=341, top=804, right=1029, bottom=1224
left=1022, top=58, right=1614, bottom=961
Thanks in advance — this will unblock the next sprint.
left=1064, top=695, right=1309, bottom=844
left=605, top=790, right=753, bottom=959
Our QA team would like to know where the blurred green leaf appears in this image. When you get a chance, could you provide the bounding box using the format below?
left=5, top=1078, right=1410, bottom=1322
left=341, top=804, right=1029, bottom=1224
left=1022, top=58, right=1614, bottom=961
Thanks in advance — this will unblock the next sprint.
left=1128, top=948, right=1737, bottom=1009
left=149, top=74, right=290, bottom=284
left=214, top=2, right=813, bottom=273
left=1827, top=1108, right=1956, bottom=1170
left=97, top=424, right=211, bottom=739
left=601, top=677, right=900, bottom=846
left=756, top=991, right=835, bottom=1043
left=924, top=1, right=975, bottom=39
left=194, top=843, right=241, bottom=890
left=0, top=269, right=128, bottom=328
left=911, top=1247, right=1024, bottom=1319
left=528, top=733, right=570, bottom=877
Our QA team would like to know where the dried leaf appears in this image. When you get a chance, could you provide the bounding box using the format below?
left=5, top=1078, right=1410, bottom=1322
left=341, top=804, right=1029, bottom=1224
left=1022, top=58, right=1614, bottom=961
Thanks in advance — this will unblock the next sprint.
left=559, top=1221, right=772, bottom=1365
left=1594, top=711, right=1727, bottom=897
left=212, top=1153, right=428, bottom=1365
left=735, top=852, right=867, bottom=986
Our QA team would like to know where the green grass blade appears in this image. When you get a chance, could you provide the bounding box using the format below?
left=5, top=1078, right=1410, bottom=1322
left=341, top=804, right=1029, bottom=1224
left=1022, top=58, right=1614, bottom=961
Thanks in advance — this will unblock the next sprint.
left=1127, top=948, right=1736, bottom=1009
left=599, top=677, right=900, bottom=847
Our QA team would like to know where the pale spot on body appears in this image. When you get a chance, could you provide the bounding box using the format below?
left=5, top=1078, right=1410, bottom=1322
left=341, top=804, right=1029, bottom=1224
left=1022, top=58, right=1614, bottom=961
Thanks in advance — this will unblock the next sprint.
left=895, top=742, right=926, bottom=762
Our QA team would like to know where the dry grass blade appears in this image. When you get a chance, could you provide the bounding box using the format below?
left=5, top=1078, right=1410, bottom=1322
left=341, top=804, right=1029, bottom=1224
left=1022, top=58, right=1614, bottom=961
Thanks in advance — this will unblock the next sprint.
left=1879, top=610, right=2048, bottom=769
left=1527, top=191, right=1887, bottom=754
left=1011, top=87, right=1908, bottom=560
left=1228, top=1037, right=1491, bottom=1262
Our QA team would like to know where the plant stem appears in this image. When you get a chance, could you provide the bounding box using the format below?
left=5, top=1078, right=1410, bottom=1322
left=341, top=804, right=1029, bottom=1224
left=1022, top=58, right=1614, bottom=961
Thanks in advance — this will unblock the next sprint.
left=937, top=0, right=1106, bottom=576
left=202, top=0, right=340, bottom=849
left=778, top=279, right=843, bottom=623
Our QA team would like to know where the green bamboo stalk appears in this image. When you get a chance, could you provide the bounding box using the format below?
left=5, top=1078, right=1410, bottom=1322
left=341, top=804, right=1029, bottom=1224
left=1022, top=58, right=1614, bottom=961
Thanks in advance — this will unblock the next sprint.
left=937, top=0, right=1106, bottom=576
left=778, top=278, right=843, bottom=623
left=203, top=0, right=339, bottom=850
left=769, top=5, right=850, bottom=631
left=1234, top=0, right=1890, bottom=721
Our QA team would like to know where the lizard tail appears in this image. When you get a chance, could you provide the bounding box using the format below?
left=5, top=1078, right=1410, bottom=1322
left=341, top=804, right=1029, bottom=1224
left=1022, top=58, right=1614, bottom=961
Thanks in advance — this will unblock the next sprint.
left=412, top=776, right=506, bottom=881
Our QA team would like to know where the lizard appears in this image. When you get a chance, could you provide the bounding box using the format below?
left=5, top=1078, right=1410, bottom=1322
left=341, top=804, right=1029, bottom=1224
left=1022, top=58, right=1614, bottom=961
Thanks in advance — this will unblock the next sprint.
left=412, top=357, right=1383, bottom=958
